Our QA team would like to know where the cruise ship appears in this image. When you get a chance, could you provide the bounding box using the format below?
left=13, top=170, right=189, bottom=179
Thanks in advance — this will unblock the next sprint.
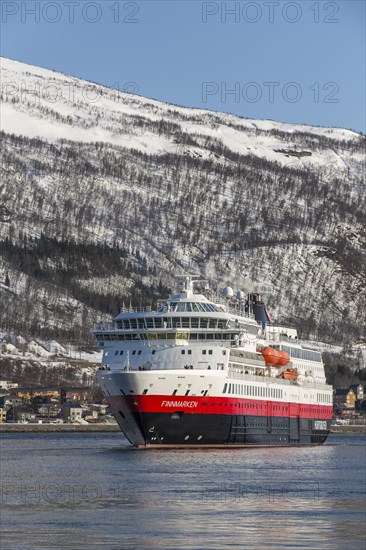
left=94, top=277, right=333, bottom=447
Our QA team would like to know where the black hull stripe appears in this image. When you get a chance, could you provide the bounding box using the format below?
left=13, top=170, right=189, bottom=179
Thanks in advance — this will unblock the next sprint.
left=113, top=410, right=330, bottom=447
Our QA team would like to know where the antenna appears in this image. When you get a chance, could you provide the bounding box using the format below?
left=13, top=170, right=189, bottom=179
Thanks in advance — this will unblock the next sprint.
left=175, top=274, right=208, bottom=294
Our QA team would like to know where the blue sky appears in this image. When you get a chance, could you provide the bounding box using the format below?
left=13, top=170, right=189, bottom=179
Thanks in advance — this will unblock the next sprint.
left=1, top=0, right=365, bottom=132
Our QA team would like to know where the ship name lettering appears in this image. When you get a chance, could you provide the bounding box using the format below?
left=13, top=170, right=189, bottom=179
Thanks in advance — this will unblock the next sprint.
left=161, top=401, right=198, bottom=408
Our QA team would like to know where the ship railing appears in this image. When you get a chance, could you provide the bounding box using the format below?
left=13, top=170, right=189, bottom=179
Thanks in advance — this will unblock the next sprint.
left=265, top=331, right=325, bottom=351
left=94, top=324, right=244, bottom=334
left=227, top=369, right=330, bottom=389
left=93, top=322, right=116, bottom=331
left=265, top=333, right=325, bottom=354
left=118, top=306, right=152, bottom=313
left=265, top=333, right=299, bottom=343
left=214, top=299, right=255, bottom=319
left=228, top=370, right=294, bottom=385
left=226, top=307, right=255, bottom=319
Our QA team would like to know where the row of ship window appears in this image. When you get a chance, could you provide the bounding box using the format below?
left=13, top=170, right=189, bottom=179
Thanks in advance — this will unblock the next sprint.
left=114, top=317, right=230, bottom=330
left=280, top=345, right=321, bottom=363
left=223, top=383, right=284, bottom=399
left=181, top=349, right=215, bottom=355
left=222, top=384, right=332, bottom=406
left=96, top=332, right=238, bottom=342
left=158, top=302, right=219, bottom=313
left=317, top=393, right=332, bottom=403
left=110, top=349, right=226, bottom=357
left=111, top=350, right=156, bottom=356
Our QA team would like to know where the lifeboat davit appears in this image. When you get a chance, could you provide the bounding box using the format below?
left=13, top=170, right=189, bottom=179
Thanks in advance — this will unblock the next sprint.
left=261, top=347, right=281, bottom=366
left=277, top=351, right=290, bottom=366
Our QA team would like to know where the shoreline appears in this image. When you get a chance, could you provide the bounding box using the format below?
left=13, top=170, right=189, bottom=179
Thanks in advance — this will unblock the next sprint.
left=0, top=423, right=120, bottom=433
left=330, top=425, right=366, bottom=435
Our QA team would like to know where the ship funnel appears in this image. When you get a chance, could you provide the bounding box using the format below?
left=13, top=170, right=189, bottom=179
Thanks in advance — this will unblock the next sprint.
left=247, top=293, right=273, bottom=328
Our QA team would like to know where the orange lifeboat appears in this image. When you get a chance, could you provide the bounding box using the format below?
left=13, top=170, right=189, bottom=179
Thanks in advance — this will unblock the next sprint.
left=282, top=369, right=299, bottom=380
left=277, top=351, right=290, bottom=366
left=261, top=347, right=280, bottom=366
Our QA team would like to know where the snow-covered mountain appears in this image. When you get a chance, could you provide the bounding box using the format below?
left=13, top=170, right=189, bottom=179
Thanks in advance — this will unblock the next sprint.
left=0, top=332, right=100, bottom=387
left=1, top=57, right=365, bottom=346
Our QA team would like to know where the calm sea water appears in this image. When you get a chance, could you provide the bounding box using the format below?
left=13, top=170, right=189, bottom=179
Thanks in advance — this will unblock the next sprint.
left=0, top=432, right=365, bottom=549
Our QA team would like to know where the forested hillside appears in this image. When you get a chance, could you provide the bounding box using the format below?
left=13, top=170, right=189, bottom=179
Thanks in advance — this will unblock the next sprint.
left=1, top=57, right=365, bottom=352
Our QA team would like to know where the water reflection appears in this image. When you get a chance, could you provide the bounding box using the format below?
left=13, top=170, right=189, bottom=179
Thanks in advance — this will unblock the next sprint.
left=1, top=433, right=365, bottom=549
